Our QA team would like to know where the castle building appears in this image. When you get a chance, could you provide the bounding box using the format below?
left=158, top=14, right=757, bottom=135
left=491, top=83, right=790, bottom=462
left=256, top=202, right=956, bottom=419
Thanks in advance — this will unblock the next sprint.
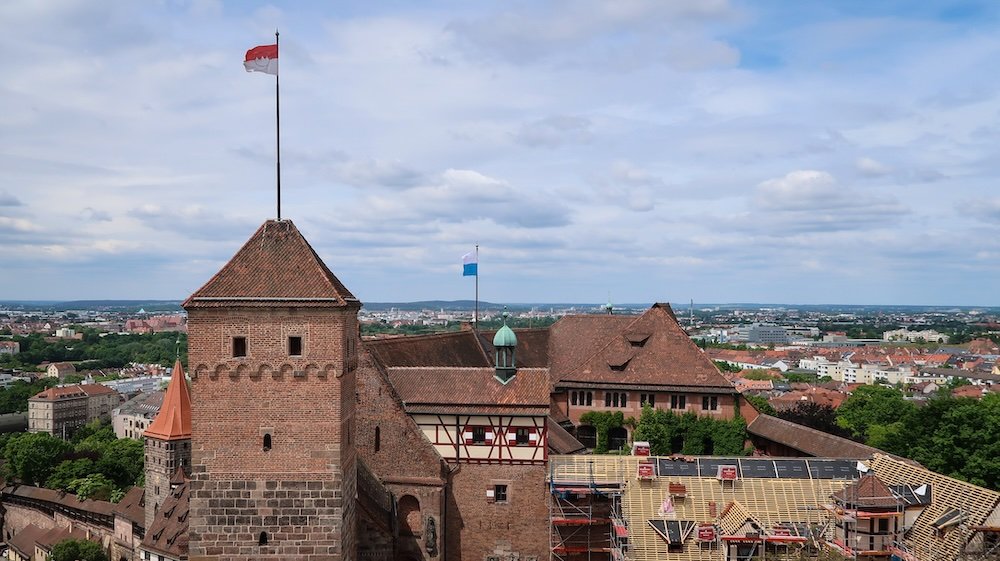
left=182, top=220, right=393, bottom=561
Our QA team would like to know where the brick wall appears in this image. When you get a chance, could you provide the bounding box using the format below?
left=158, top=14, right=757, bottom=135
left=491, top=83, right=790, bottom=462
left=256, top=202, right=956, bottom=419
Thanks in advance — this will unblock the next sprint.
left=445, top=463, right=547, bottom=561
left=187, top=306, right=359, bottom=561
left=355, top=349, right=447, bottom=560
left=2, top=502, right=55, bottom=538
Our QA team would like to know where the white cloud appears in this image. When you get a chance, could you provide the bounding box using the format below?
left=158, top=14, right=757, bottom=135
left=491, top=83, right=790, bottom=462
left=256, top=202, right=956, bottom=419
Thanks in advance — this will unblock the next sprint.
left=856, top=156, right=893, bottom=177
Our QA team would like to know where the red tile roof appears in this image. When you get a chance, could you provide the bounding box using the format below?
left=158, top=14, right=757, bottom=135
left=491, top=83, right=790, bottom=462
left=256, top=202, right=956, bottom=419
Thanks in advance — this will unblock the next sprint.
left=8, top=523, right=47, bottom=558
left=30, top=383, right=116, bottom=401
left=386, top=367, right=549, bottom=414
left=832, top=474, right=901, bottom=509
left=552, top=304, right=735, bottom=391
left=30, top=385, right=87, bottom=401
left=183, top=220, right=358, bottom=308
left=366, top=330, right=491, bottom=367
left=548, top=314, right=634, bottom=376
left=142, top=477, right=189, bottom=559
left=113, top=486, right=146, bottom=525
left=144, top=360, right=191, bottom=441
left=747, top=414, right=885, bottom=459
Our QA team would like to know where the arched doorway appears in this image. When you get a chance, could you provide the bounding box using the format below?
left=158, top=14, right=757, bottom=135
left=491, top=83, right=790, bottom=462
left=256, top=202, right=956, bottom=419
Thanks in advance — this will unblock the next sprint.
left=576, top=425, right=597, bottom=449
left=398, top=495, right=422, bottom=536
left=608, top=427, right=628, bottom=451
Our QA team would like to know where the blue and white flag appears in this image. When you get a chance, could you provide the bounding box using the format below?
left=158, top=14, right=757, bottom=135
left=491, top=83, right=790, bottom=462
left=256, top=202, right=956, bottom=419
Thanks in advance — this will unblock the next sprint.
left=462, top=251, right=478, bottom=276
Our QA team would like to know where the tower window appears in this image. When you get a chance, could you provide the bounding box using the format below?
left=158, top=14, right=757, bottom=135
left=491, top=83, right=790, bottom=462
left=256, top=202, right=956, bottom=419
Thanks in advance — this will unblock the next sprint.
left=493, top=484, right=508, bottom=503
left=374, top=426, right=381, bottom=452
left=263, top=433, right=272, bottom=451
left=288, top=336, right=303, bottom=356
left=232, top=336, right=247, bottom=358
left=259, top=531, right=268, bottom=546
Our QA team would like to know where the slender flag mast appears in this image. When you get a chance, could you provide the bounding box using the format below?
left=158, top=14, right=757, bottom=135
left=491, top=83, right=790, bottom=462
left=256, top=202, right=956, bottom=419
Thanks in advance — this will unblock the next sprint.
left=244, top=35, right=281, bottom=219
left=275, top=30, right=281, bottom=221
left=475, top=244, right=479, bottom=327
left=462, top=247, right=480, bottom=328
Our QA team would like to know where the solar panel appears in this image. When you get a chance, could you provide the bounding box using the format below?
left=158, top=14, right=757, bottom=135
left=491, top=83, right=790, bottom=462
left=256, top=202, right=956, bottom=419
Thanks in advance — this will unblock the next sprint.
left=774, top=459, right=810, bottom=479
left=891, top=484, right=932, bottom=505
left=698, top=458, right=733, bottom=478
left=808, top=459, right=861, bottom=479
left=740, top=459, right=778, bottom=478
left=657, top=458, right=699, bottom=477
left=648, top=520, right=696, bottom=544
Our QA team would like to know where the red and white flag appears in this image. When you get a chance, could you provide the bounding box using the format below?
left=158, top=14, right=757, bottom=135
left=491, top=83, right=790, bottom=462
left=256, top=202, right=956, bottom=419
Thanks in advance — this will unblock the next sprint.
left=244, top=44, right=278, bottom=75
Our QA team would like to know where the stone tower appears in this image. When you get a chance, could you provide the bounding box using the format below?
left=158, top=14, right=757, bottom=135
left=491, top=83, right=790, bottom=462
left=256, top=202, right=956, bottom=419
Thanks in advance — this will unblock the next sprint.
left=184, top=220, right=361, bottom=561
left=143, top=358, right=193, bottom=530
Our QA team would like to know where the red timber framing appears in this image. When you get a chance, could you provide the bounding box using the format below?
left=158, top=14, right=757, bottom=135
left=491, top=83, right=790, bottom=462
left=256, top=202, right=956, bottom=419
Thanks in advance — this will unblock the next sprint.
left=423, top=414, right=548, bottom=465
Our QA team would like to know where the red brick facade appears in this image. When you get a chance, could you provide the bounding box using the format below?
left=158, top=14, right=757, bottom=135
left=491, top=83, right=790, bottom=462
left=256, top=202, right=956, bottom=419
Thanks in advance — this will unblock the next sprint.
left=445, top=464, right=547, bottom=561
left=186, top=306, right=360, bottom=561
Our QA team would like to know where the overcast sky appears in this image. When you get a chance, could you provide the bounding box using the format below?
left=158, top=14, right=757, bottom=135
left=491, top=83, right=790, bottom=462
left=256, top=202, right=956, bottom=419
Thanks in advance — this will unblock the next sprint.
left=3, top=1, right=999, bottom=306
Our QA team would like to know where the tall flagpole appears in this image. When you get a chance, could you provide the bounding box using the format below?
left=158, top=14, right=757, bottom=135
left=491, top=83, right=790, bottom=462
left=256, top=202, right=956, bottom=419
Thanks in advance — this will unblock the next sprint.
left=275, top=30, right=281, bottom=221
left=475, top=244, right=479, bottom=328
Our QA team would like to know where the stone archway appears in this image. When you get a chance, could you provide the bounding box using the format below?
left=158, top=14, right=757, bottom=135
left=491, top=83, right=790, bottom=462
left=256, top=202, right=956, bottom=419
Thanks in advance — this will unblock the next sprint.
left=398, top=494, right=422, bottom=536
left=608, top=426, right=628, bottom=451
left=576, top=425, right=597, bottom=448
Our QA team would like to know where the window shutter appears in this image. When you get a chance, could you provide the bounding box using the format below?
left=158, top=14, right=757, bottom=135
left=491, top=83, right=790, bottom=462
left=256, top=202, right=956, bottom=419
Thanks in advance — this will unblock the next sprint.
left=462, top=431, right=474, bottom=445
left=485, top=431, right=495, bottom=444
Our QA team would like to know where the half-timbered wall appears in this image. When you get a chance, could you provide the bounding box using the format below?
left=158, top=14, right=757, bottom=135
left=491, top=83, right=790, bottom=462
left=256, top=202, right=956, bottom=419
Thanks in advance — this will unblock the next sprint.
left=411, top=414, right=548, bottom=464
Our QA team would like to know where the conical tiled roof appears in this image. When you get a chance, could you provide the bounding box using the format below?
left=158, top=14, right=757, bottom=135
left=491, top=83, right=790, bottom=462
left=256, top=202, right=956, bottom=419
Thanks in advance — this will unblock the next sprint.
left=144, top=360, right=192, bottom=441
left=183, top=220, right=359, bottom=308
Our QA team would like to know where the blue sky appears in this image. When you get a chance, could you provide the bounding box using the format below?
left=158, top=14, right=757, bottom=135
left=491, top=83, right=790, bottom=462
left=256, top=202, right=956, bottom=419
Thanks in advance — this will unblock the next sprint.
left=2, top=0, right=999, bottom=305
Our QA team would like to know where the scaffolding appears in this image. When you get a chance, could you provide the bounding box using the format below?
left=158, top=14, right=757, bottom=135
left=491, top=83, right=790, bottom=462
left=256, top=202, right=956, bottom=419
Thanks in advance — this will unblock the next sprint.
left=550, top=458, right=626, bottom=561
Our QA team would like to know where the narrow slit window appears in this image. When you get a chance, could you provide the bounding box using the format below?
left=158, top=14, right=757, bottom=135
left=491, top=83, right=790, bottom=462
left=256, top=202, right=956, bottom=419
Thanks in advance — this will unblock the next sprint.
left=263, top=433, right=272, bottom=451
left=259, top=531, right=268, bottom=546
left=288, top=336, right=303, bottom=356
left=232, top=336, right=247, bottom=358
left=374, top=426, right=381, bottom=452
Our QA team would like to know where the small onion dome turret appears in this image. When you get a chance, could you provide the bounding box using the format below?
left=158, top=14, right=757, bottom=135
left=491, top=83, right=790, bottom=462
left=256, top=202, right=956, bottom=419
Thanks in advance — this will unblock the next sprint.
left=494, top=309, right=517, bottom=383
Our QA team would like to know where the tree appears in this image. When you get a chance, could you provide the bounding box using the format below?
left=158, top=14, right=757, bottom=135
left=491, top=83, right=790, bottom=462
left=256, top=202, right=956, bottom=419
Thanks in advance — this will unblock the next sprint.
left=836, top=385, right=914, bottom=442
left=69, top=473, right=116, bottom=501
left=745, top=394, right=776, bottom=416
left=95, top=438, right=144, bottom=488
left=779, top=402, right=853, bottom=439
left=714, top=360, right=742, bottom=373
left=878, top=395, right=1000, bottom=489
left=632, top=405, right=748, bottom=457
left=2, top=432, right=73, bottom=486
left=46, top=458, right=97, bottom=491
left=49, top=538, right=108, bottom=561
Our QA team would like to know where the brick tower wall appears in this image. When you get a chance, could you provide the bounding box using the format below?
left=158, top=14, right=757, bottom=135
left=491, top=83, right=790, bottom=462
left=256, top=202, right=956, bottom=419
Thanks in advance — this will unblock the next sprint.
left=144, top=436, right=192, bottom=530
left=187, top=307, right=359, bottom=561
left=445, top=463, right=548, bottom=561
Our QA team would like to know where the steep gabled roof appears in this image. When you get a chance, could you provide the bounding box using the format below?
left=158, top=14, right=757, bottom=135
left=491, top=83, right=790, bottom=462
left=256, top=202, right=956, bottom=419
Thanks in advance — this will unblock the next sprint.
left=366, top=330, right=491, bottom=367
left=113, top=486, right=146, bottom=525
left=552, top=304, right=735, bottom=391
left=386, top=367, right=550, bottom=414
left=832, top=474, right=901, bottom=509
left=183, top=220, right=358, bottom=308
left=143, top=360, right=191, bottom=441
left=549, top=314, right=634, bottom=375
